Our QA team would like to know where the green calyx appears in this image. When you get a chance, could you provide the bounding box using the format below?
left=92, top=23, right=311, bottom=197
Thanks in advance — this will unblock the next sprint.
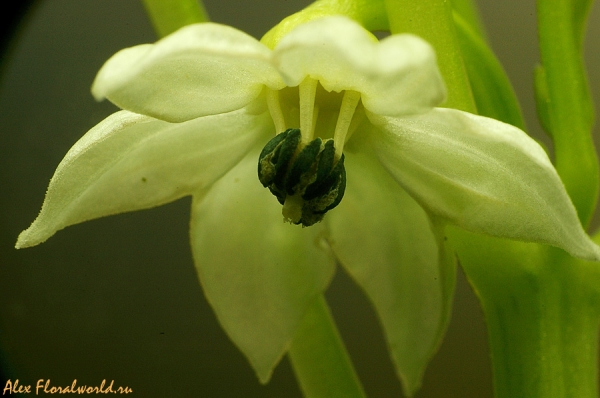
left=258, top=128, right=346, bottom=226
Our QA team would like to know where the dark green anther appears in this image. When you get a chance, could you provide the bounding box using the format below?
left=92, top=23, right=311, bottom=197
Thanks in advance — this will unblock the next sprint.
left=258, top=129, right=347, bottom=227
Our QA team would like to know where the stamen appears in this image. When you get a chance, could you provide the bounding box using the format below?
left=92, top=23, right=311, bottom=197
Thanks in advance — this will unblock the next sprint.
left=333, top=90, right=361, bottom=158
left=267, top=89, right=286, bottom=134
left=299, top=78, right=318, bottom=144
left=257, top=130, right=346, bottom=227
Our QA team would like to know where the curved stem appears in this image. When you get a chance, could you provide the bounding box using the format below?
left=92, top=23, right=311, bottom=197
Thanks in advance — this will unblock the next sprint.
left=536, top=0, right=598, bottom=226
left=450, top=0, right=488, bottom=40
left=288, top=295, right=366, bottom=398
left=383, top=0, right=476, bottom=112
left=453, top=11, right=526, bottom=130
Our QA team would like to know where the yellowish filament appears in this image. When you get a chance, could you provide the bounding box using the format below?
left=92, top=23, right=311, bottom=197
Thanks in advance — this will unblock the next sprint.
left=299, top=78, right=318, bottom=144
left=333, top=90, right=361, bottom=159
left=311, top=106, right=320, bottom=138
left=266, top=89, right=286, bottom=134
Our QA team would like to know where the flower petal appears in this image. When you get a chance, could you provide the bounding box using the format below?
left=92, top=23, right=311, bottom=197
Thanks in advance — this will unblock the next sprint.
left=92, top=23, right=285, bottom=122
left=327, top=149, right=455, bottom=396
left=272, top=16, right=446, bottom=116
left=370, top=108, right=600, bottom=261
left=16, top=107, right=271, bottom=248
left=190, top=147, right=335, bottom=383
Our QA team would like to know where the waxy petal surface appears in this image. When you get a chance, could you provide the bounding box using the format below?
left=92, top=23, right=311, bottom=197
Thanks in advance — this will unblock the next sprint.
left=190, top=148, right=335, bottom=383
left=328, top=149, right=454, bottom=395
left=92, top=23, right=284, bottom=122
left=370, top=108, right=600, bottom=261
left=272, top=16, right=445, bottom=116
left=17, top=108, right=271, bottom=248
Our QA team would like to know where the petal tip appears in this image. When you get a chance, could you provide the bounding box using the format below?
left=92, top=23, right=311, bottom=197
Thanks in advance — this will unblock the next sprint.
left=255, top=366, right=274, bottom=385
left=580, top=241, right=600, bottom=263
left=15, top=226, right=47, bottom=249
left=90, top=82, right=105, bottom=102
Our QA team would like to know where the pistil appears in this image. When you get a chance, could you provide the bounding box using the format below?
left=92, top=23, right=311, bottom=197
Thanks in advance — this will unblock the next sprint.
left=282, top=193, right=304, bottom=224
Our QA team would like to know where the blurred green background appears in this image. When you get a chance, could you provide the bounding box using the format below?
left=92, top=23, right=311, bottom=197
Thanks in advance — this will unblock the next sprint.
left=1, top=1, right=599, bottom=396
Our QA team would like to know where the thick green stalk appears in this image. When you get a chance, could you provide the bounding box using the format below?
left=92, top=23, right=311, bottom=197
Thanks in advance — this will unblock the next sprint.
left=383, top=0, right=600, bottom=397
left=288, top=296, right=366, bottom=398
left=449, top=232, right=600, bottom=398
left=140, top=0, right=209, bottom=38
left=489, top=257, right=600, bottom=398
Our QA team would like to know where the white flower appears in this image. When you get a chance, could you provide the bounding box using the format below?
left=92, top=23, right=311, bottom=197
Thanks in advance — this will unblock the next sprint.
left=15, top=16, right=600, bottom=393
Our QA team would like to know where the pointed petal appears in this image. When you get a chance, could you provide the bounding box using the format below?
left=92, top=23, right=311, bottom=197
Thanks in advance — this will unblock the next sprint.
left=92, top=23, right=284, bottom=122
left=190, top=148, right=335, bottom=383
left=16, top=107, right=271, bottom=248
left=272, top=16, right=445, bottom=116
left=370, top=108, right=600, bottom=261
left=327, top=149, right=455, bottom=395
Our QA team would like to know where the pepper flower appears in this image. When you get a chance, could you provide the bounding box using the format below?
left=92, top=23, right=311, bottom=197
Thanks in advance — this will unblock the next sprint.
left=15, top=16, right=600, bottom=392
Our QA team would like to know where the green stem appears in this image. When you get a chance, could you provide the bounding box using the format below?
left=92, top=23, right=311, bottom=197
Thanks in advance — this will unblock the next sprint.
left=536, top=0, right=598, bottom=226
left=453, top=11, right=526, bottom=130
left=486, top=260, right=600, bottom=398
left=140, top=0, right=209, bottom=38
left=288, top=295, right=366, bottom=398
left=383, top=0, right=476, bottom=112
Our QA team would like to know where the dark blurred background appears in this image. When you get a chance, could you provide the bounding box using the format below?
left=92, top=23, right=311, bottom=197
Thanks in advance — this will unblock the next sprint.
left=0, top=1, right=598, bottom=396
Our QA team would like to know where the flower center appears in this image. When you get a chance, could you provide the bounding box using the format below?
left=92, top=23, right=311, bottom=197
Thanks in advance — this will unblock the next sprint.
left=258, top=78, right=361, bottom=226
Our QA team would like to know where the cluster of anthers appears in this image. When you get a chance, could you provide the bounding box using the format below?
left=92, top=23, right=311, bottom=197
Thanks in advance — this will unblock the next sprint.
left=257, top=78, right=361, bottom=226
